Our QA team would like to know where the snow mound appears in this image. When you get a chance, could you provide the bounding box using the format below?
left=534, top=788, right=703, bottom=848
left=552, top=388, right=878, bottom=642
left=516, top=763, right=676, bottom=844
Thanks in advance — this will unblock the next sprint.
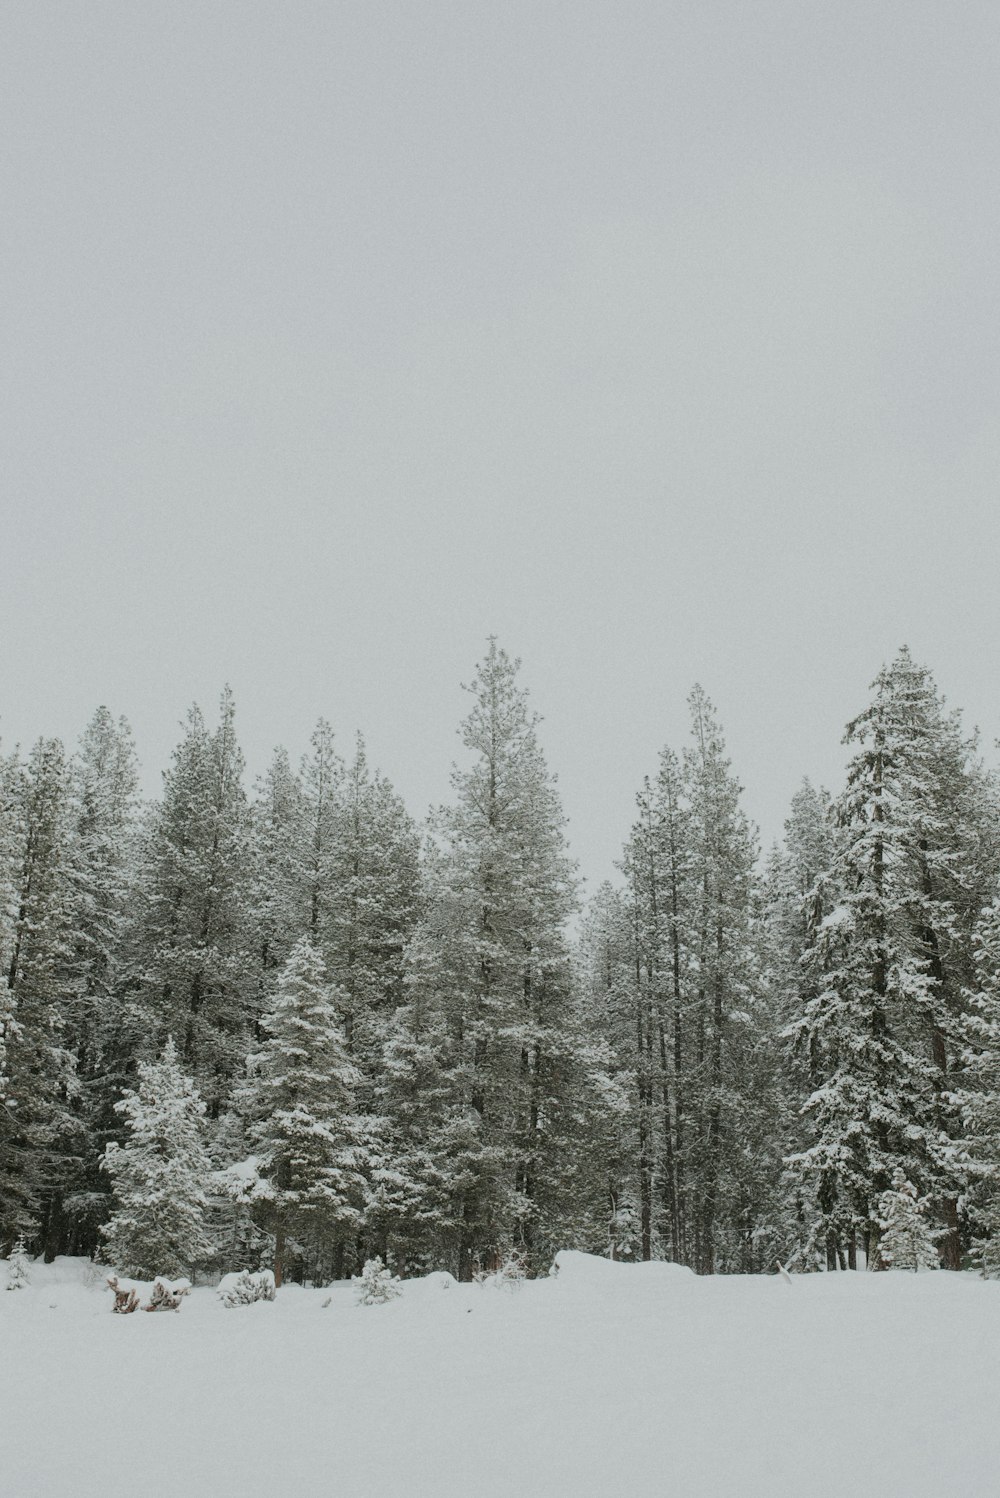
left=399, top=1269, right=457, bottom=1299
left=552, top=1249, right=695, bottom=1284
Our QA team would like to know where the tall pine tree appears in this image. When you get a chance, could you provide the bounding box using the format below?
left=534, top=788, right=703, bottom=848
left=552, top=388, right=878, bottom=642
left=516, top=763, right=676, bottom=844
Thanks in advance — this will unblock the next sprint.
left=788, top=649, right=997, bottom=1268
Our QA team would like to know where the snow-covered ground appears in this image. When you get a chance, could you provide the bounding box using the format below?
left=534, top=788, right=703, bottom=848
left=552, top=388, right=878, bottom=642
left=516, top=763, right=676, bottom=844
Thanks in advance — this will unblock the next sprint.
left=3, top=1251, right=999, bottom=1498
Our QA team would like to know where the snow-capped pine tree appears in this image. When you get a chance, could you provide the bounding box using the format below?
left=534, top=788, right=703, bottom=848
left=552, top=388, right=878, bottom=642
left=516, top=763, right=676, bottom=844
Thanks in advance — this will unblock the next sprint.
left=101, top=1038, right=215, bottom=1278
left=5, top=1234, right=30, bottom=1289
left=128, top=689, right=253, bottom=1112
left=237, top=938, right=367, bottom=1285
left=299, top=719, right=345, bottom=950
left=787, top=650, right=995, bottom=1269
left=608, top=693, right=771, bottom=1273
left=762, top=781, right=842, bottom=1269
left=877, top=1168, right=938, bottom=1271
left=294, top=734, right=424, bottom=1268
left=247, top=746, right=308, bottom=1003
left=0, top=739, right=81, bottom=1256
left=681, top=687, right=766, bottom=1274
left=0, top=745, right=22, bottom=1094
left=615, top=754, right=689, bottom=1264
left=355, top=1255, right=401, bottom=1304
left=370, top=968, right=465, bottom=1274
left=955, top=899, right=1000, bottom=1271
left=292, top=727, right=421, bottom=1065
left=60, top=708, right=141, bottom=1254
left=765, top=780, right=840, bottom=1035
left=327, top=736, right=422, bottom=1074
left=576, top=881, right=642, bottom=1262
left=392, top=642, right=608, bottom=1276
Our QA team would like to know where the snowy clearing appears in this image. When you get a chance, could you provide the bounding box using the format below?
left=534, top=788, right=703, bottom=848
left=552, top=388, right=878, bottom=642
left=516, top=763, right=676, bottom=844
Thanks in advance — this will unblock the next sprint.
left=3, top=1252, right=1000, bottom=1498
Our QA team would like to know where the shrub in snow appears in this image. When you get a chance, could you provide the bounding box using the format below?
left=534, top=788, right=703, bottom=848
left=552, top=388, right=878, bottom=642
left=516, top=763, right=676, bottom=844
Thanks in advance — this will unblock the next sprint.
left=355, top=1257, right=401, bottom=1305
left=877, top=1169, right=939, bottom=1272
left=6, top=1235, right=30, bottom=1291
left=474, top=1249, right=527, bottom=1290
left=218, top=1269, right=277, bottom=1308
left=144, top=1276, right=192, bottom=1312
left=106, top=1274, right=140, bottom=1314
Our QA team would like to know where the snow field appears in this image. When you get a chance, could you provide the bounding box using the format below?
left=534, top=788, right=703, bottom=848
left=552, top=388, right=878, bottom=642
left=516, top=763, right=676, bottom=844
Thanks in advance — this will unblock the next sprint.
left=2, top=1252, right=1000, bottom=1498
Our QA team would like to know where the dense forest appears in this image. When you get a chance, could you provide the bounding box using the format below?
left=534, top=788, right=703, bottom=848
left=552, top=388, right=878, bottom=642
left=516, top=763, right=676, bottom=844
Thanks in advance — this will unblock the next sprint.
left=4, top=642, right=1000, bottom=1283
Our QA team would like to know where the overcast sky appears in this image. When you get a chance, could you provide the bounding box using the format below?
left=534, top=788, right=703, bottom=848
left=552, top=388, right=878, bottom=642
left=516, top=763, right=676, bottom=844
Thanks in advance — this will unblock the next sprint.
left=3, top=2, right=999, bottom=892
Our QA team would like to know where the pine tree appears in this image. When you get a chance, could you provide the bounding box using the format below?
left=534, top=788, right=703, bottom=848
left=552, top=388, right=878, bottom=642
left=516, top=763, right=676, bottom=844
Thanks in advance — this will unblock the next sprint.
left=247, top=746, right=308, bottom=996
left=237, top=938, right=366, bottom=1285
left=60, top=708, right=141, bottom=1253
left=291, top=728, right=422, bottom=1063
left=615, top=743, right=697, bottom=1264
left=0, top=739, right=81, bottom=1256
left=299, top=719, right=345, bottom=952
left=766, top=780, right=839, bottom=1032
left=128, top=689, right=252, bottom=1112
left=370, top=956, right=464, bottom=1274
left=576, top=882, right=641, bottom=1261
left=317, top=740, right=425, bottom=1268
left=5, top=1234, right=30, bottom=1289
left=588, top=691, right=777, bottom=1274
left=101, top=1037, right=215, bottom=1278
left=876, top=1168, right=938, bottom=1271
left=788, top=650, right=994, bottom=1269
left=393, top=642, right=609, bottom=1276
left=763, top=781, right=842, bottom=1269
left=355, top=1254, right=401, bottom=1304
left=0, top=746, right=24, bottom=1216
left=955, top=899, right=1000, bottom=1271
left=681, top=687, right=764, bottom=1272
left=329, top=737, right=422, bottom=1074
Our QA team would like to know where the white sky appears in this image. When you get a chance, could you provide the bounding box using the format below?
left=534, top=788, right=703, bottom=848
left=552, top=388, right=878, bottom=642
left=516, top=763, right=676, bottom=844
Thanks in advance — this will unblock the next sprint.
left=3, top=2, right=999, bottom=893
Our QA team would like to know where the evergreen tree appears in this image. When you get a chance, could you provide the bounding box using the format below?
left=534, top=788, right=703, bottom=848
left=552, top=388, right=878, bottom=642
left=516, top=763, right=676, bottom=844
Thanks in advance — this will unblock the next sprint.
left=762, top=781, right=842, bottom=1269
left=355, top=1254, right=402, bottom=1304
left=5, top=1234, right=30, bottom=1289
left=0, top=739, right=80, bottom=1255
left=576, top=882, right=641, bottom=1260
left=60, top=708, right=141, bottom=1252
left=954, top=899, right=1000, bottom=1271
left=788, top=650, right=994, bottom=1269
left=330, top=736, right=422, bottom=1072
left=584, top=689, right=785, bottom=1275
left=0, top=746, right=23, bottom=1195
left=292, top=728, right=421, bottom=1062
left=101, top=1037, right=215, bottom=1278
left=766, top=781, right=840, bottom=1033
left=128, top=689, right=252, bottom=1112
left=370, top=949, right=465, bottom=1274
left=236, top=938, right=366, bottom=1285
left=876, top=1168, right=938, bottom=1271
left=607, top=693, right=773, bottom=1273
left=616, top=757, right=686, bottom=1263
left=299, top=718, right=345, bottom=951
left=392, top=642, right=610, bottom=1276
left=247, top=746, right=307, bottom=993
left=681, top=687, right=765, bottom=1272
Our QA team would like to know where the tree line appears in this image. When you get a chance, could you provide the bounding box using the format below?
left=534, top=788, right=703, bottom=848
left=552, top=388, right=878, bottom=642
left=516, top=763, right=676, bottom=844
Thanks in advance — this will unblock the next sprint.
left=4, top=643, right=1000, bottom=1281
